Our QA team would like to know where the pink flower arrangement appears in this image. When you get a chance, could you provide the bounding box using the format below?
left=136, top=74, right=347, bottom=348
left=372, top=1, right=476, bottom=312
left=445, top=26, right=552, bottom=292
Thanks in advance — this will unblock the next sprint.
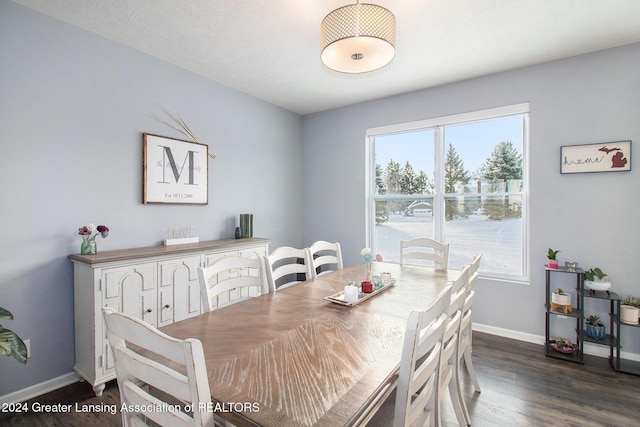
left=78, top=223, right=109, bottom=255
left=78, top=224, right=110, bottom=240
left=360, top=248, right=383, bottom=264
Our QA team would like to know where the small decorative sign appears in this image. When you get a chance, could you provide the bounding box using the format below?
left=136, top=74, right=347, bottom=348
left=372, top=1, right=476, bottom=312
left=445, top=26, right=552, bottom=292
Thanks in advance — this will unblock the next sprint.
left=561, top=140, right=631, bottom=174
left=143, top=133, right=208, bottom=204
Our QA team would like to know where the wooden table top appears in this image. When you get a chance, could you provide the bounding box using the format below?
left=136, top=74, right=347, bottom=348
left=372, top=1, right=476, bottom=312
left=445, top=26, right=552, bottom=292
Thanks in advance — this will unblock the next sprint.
left=159, top=262, right=458, bottom=427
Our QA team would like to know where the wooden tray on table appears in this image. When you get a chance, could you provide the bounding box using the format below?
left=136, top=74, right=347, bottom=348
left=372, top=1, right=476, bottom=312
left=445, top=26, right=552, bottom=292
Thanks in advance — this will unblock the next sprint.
left=324, top=279, right=395, bottom=307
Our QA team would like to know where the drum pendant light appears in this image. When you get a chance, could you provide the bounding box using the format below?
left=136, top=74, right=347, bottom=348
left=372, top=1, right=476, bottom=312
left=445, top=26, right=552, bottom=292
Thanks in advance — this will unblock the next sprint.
left=320, top=1, right=396, bottom=73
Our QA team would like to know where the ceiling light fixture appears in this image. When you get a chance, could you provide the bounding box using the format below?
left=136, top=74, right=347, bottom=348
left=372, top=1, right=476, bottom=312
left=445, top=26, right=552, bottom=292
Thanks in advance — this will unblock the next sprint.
left=320, top=1, right=396, bottom=74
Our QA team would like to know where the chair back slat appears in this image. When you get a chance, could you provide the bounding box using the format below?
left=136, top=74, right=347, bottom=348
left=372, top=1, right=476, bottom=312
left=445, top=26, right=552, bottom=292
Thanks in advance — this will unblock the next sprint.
left=198, top=256, right=266, bottom=312
left=308, top=241, right=343, bottom=277
left=400, top=237, right=450, bottom=270
left=264, top=246, right=314, bottom=291
left=394, top=286, right=452, bottom=427
left=102, top=307, right=214, bottom=427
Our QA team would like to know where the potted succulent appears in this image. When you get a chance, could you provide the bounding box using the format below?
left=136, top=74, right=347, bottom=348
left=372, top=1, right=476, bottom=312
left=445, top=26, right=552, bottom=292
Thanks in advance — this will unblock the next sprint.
left=547, top=248, right=560, bottom=269
left=585, top=315, right=606, bottom=340
left=620, top=296, right=640, bottom=325
left=549, top=338, right=578, bottom=353
left=0, top=306, right=27, bottom=364
left=551, top=288, right=572, bottom=314
left=584, top=267, right=612, bottom=292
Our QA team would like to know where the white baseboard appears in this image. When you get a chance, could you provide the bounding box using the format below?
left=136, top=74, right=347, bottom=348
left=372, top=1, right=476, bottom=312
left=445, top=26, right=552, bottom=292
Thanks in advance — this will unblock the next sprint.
left=473, top=322, right=545, bottom=345
left=473, top=322, right=640, bottom=362
left=0, top=372, right=79, bottom=405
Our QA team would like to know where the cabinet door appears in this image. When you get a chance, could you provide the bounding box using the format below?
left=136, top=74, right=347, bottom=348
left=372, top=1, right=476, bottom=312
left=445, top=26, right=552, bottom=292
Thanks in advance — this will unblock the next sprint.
left=100, top=263, right=156, bottom=375
left=102, top=263, right=157, bottom=324
left=158, top=256, right=201, bottom=325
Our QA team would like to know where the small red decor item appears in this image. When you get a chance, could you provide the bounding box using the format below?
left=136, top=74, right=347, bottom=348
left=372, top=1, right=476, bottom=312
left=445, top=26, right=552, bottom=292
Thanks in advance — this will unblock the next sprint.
left=361, top=281, right=373, bottom=294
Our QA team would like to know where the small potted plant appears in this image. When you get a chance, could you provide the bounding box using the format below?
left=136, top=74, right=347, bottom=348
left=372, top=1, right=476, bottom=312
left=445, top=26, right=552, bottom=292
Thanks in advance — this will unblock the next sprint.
left=585, top=315, right=606, bottom=340
left=547, top=248, right=560, bottom=269
left=0, top=306, right=28, bottom=364
left=549, top=337, right=578, bottom=353
left=621, top=296, right=640, bottom=325
left=551, top=288, right=572, bottom=314
left=584, top=267, right=612, bottom=292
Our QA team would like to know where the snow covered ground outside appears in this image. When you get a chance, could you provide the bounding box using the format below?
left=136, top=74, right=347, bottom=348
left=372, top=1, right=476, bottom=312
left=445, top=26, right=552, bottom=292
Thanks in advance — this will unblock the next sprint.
left=374, top=214, right=522, bottom=275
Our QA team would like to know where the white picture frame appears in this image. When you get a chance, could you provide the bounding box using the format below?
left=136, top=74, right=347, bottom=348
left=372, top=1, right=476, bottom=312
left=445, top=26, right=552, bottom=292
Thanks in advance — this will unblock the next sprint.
left=560, top=140, right=631, bottom=174
left=143, top=133, right=208, bottom=204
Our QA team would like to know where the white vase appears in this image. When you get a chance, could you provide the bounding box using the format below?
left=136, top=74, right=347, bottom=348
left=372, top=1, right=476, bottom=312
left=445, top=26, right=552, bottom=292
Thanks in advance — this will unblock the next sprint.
left=552, top=292, right=571, bottom=306
left=584, top=279, right=612, bottom=292
left=620, top=305, right=639, bottom=325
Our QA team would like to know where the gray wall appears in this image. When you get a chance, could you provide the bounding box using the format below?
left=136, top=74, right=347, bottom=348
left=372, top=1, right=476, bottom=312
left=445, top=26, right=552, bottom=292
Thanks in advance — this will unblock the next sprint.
left=3, top=0, right=640, bottom=398
left=0, top=2, right=303, bottom=395
left=303, top=44, right=640, bottom=351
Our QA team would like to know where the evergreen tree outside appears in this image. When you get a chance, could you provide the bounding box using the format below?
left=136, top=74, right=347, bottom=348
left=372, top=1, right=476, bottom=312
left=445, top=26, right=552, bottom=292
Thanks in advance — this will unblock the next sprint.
left=384, top=159, right=401, bottom=195
left=400, top=161, right=417, bottom=194
left=478, top=141, right=523, bottom=219
left=415, top=171, right=433, bottom=195
left=375, top=163, right=389, bottom=224
left=444, top=144, right=472, bottom=220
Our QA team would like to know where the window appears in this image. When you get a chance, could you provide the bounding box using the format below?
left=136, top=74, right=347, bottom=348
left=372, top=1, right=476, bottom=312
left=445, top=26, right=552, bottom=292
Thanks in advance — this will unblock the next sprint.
left=366, top=104, right=529, bottom=281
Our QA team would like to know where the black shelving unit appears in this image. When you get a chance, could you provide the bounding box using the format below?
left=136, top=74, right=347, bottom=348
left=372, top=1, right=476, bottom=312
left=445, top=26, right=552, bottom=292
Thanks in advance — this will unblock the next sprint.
left=611, top=299, right=640, bottom=376
left=545, top=266, right=639, bottom=375
left=544, top=266, right=584, bottom=363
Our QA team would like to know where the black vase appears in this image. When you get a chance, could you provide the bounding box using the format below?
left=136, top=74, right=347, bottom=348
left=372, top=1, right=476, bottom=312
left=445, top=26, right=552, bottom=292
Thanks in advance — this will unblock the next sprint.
left=239, top=214, right=253, bottom=238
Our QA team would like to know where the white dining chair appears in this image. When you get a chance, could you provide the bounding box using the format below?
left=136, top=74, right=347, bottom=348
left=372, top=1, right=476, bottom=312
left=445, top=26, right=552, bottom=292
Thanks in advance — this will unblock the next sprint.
left=308, top=240, right=343, bottom=278
left=400, top=237, right=450, bottom=270
left=394, top=285, right=452, bottom=427
left=456, top=254, right=483, bottom=425
left=101, top=307, right=225, bottom=427
left=436, top=264, right=470, bottom=427
left=198, top=255, right=267, bottom=312
left=263, top=246, right=314, bottom=291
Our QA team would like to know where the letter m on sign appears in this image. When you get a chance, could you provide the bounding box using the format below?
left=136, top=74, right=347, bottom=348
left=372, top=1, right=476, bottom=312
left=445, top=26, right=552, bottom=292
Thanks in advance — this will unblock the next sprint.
left=159, top=145, right=197, bottom=185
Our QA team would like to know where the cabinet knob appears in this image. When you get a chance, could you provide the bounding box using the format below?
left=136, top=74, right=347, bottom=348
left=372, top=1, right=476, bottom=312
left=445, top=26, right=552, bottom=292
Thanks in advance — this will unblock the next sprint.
left=164, top=304, right=171, bottom=309
left=146, top=308, right=152, bottom=313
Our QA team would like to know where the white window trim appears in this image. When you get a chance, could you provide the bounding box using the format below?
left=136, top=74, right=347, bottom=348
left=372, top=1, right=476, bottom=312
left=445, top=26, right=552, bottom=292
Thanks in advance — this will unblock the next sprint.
left=365, top=103, right=530, bottom=283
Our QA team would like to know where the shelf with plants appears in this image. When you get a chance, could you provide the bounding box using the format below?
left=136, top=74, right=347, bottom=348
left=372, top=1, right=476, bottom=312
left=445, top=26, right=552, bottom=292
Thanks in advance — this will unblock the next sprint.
left=610, top=297, right=640, bottom=376
left=544, top=263, right=584, bottom=363
left=545, top=259, right=640, bottom=375
left=579, top=289, right=619, bottom=350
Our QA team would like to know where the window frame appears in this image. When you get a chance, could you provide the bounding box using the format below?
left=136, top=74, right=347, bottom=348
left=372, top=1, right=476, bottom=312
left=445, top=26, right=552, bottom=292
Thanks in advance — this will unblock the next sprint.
left=365, top=103, right=530, bottom=283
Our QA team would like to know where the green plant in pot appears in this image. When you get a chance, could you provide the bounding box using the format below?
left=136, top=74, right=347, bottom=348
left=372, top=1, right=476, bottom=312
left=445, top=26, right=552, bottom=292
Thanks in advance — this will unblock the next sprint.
left=584, top=267, right=611, bottom=292
left=585, top=315, right=605, bottom=340
left=621, top=296, right=640, bottom=325
left=547, top=248, right=560, bottom=269
left=0, top=306, right=28, bottom=364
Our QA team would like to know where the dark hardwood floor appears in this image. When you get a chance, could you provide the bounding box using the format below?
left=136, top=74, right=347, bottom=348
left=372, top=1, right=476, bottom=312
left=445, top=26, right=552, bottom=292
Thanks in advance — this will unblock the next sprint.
left=2, top=332, right=639, bottom=426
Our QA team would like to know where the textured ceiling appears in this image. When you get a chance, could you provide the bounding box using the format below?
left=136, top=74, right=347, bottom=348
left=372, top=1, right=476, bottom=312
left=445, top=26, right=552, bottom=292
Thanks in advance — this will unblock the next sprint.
left=11, top=0, right=640, bottom=115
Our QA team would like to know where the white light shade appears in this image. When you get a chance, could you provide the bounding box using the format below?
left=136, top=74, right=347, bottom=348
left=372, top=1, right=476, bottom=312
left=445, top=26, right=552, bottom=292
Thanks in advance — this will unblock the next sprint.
left=321, top=2, right=396, bottom=73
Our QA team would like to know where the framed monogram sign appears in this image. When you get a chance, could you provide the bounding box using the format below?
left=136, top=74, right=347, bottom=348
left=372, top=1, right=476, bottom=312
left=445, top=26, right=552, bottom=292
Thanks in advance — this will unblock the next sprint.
left=143, top=133, right=208, bottom=204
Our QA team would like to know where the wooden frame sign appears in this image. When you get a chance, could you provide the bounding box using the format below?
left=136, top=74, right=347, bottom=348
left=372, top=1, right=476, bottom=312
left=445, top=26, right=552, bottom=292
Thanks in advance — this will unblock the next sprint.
left=143, top=133, right=208, bottom=204
left=561, top=140, right=631, bottom=174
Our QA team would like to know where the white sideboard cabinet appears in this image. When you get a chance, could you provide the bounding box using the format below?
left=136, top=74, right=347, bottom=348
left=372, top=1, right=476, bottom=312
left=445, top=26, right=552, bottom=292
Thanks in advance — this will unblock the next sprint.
left=69, top=237, right=270, bottom=396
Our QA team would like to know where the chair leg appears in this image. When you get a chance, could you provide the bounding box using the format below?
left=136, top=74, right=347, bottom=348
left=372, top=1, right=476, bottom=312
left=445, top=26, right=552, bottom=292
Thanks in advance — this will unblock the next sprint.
left=463, top=345, right=481, bottom=393
left=448, top=373, right=468, bottom=427
left=455, top=355, right=472, bottom=426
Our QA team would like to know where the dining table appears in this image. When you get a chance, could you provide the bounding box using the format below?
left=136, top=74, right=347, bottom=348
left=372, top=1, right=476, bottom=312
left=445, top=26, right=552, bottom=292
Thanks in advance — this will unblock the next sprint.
left=158, top=262, right=459, bottom=427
